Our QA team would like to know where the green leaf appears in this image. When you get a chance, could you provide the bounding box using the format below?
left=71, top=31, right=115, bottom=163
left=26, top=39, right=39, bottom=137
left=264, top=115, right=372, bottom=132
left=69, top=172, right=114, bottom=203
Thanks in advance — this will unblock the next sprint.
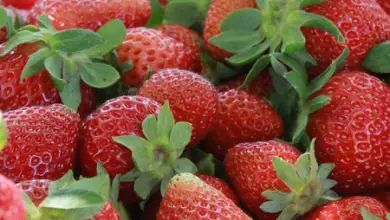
left=317, top=163, right=335, bottom=181
left=270, top=69, right=292, bottom=95
left=173, top=158, right=198, bottom=174
left=292, top=107, right=309, bottom=144
left=4, top=15, right=14, bottom=40
left=309, top=139, right=319, bottom=179
left=240, top=55, right=271, bottom=88
left=262, top=190, right=293, bottom=201
left=37, top=15, right=56, bottom=31
left=49, top=29, right=104, bottom=53
left=0, top=7, right=8, bottom=29
left=134, top=173, right=160, bottom=200
left=142, top=115, right=159, bottom=143
left=97, top=19, right=126, bottom=47
left=78, top=62, right=120, bottom=88
left=44, top=55, right=66, bottom=92
left=157, top=102, right=175, bottom=143
left=0, top=112, right=7, bottom=151
left=59, top=67, right=81, bottom=110
left=160, top=173, right=175, bottom=196
left=271, top=56, right=288, bottom=74
left=121, top=169, right=142, bottom=182
left=48, top=171, right=76, bottom=195
left=169, top=122, right=192, bottom=152
left=295, top=153, right=310, bottom=182
left=39, top=189, right=105, bottom=210
left=67, top=175, right=111, bottom=200
left=322, top=179, right=337, bottom=192
left=228, top=41, right=270, bottom=66
left=363, top=42, right=390, bottom=74
left=196, top=154, right=215, bottom=176
left=215, top=62, right=239, bottom=80
left=0, top=31, right=46, bottom=56
left=310, top=95, right=331, bottom=113
left=209, top=29, right=262, bottom=53
left=260, top=200, right=290, bottom=213
left=272, top=157, right=305, bottom=193
left=284, top=71, right=307, bottom=100
left=300, top=0, right=327, bottom=8
left=145, top=0, right=165, bottom=28
left=21, top=190, right=40, bottom=219
left=113, top=135, right=155, bottom=172
left=165, top=0, right=201, bottom=27
left=20, top=48, right=53, bottom=82
left=220, top=8, right=262, bottom=31
left=273, top=53, right=308, bottom=81
left=290, top=48, right=317, bottom=68
left=119, top=61, right=134, bottom=74
left=361, top=208, right=382, bottom=220
left=111, top=175, right=121, bottom=202
left=277, top=205, right=298, bottom=220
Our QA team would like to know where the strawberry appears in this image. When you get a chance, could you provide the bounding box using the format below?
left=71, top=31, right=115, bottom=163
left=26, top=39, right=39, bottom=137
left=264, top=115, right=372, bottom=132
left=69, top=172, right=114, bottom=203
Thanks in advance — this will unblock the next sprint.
left=27, top=0, right=151, bottom=31
left=155, top=24, right=202, bottom=72
left=2, top=0, right=37, bottom=10
left=225, top=140, right=340, bottom=219
left=139, top=69, right=218, bottom=147
left=305, top=196, right=389, bottom=220
left=377, top=0, right=390, bottom=14
left=203, top=0, right=256, bottom=62
left=0, top=104, right=81, bottom=183
left=156, top=173, right=252, bottom=220
left=159, top=0, right=169, bottom=6
left=307, top=71, right=390, bottom=194
left=16, top=179, right=50, bottom=206
left=0, top=174, right=25, bottom=220
left=204, top=85, right=283, bottom=159
left=217, top=72, right=273, bottom=96
left=116, top=27, right=196, bottom=87
left=365, top=189, right=390, bottom=210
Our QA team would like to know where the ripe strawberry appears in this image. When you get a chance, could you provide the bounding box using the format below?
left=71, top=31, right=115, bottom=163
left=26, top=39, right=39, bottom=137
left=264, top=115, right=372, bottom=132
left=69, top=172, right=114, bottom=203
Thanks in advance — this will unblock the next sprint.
left=305, top=196, right=389, bottom=220
left=0, top=104, right=81, bottom=183
left=303, top=0, right=390, bottom=75
left=204, top=87, right=283, bottom=159
left=27, top=0, right=151, bottom=31
left=203, top=0, right=256, bottom=62
left=16, top=179, right=50, bottom=206
left=156, top=24, right=202, bottom=72
left=307, top=71, right=390, bottom=194
left=116, top=28, right=196, bottom=87
left=365, top=189, right=390, bottom=210
left=156, top=173, right=252, bottom=220
left=217, top=73, right=273, bottom=96
left=0, top=174, right=25, bottom=220
left=377, top=0, right=390, bottom=14
left=139, top=69, right=218, bottom=147
left=2, top=0, right=38, bottom=9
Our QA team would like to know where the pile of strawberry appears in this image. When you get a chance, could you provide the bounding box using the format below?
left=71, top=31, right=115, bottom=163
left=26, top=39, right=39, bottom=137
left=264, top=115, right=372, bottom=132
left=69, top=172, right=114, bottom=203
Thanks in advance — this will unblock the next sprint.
left=1, top=0, right=390, bottom=219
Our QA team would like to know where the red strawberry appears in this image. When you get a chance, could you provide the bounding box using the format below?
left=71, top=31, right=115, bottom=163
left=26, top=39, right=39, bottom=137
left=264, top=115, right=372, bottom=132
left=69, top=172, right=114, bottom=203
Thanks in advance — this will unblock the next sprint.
left=203, top=0, right=256, bottom=62
left=2, top=0, right=38, bottom=9
left=80, top=96, right=161, bottom=205
left=377, top=0, right=390, bottom=14
left=116, top=28, right=196, bottom=87
left=156, top=24, right=202, bottom=73
left=204, top=87, right=283, bottom=160
left=303, top=0, right=390, bottom=75
left=0, top=104, right=81, bottom=183
left=307, top=71, right=390, bottom=194
left=217, top=72, right=273, bottom=96
left=305, top=196, right=389, bottom=220
left=365, top=189, right=390, bottom=210
left=0, top=174, right=25, bottom=220
left=156, top=173, right=252, bottom=220
left=139, top=69, right=218, bottom=147
left=27, top=0, right=151, bottom=31
left=159, top=0, right=168, bottom=6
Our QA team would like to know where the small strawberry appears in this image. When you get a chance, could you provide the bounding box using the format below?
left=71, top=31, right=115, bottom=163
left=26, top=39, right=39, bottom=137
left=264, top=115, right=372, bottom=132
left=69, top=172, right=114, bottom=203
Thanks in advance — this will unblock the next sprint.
left=225, top=140, right=340, bottom=219
left=155, top=24, right=202, bottom=72
left=156, top=173, right=251, bottom=220
left=365, top=189, right=390, bottom=210
left=0, top=174, right=25, bottom=220
left=307, top=71, right=390, bottom=194
left=2, top=0, right=38, bottom=10
left=0, top=104, right=81, bottom=183
left=305, top=196, right=389, bottom=220
left=139, top=69, right=218, bottom=147
left=116, top=27, right=196, bottom=87
left=204, top=86, right=283, bottom=160
left=27, top=0, right=151, bottom=31
left=377, top=0, right=390, bottom=14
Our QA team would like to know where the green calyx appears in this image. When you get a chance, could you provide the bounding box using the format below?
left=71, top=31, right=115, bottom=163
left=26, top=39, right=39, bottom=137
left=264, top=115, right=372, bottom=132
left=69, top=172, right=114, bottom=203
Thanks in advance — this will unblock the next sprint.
left=260, top=139, right=339, bottom=220
left=22, top=164, right=129, bottom=220
left=113, top=101, right=196, bottom=200
left=0, top=13, right=127, bottom=110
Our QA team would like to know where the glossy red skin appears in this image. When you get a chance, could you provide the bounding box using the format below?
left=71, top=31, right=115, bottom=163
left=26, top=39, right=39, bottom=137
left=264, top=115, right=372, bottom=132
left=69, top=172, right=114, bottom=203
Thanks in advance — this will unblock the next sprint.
left=0, top=174, right=26, bottom=220
left=305, top=196, right=389, bottom=220
left=0, top=104, right=80, bottom=183
left=3, top=0, right=37, bottom=9
left=80, top=96, right=161, bottom=205
left=204, top=89, right=284, bottom=160
left=307, top=71, right=390, bottom=195
left=116, top=28, right=196, bottom=87
left=156, top=174, right=251, bottom=220
left=303, top=0, right=390, bottom=76
left=365, top=189, right=390, bottom=210
left=217, top=73, right=273, bottom=96
left=27, top=0, right=151, bottom=31
left=224, top=141, right=301, bottom=219
left=17, top=179, right=120, bottom=220
left=377, top=0, right=390, bottom=14
left=78, top=83, right=96, bottom=118
left=203, top=0, right=256, bottom=62
left=139, top=69, right=218, bottom=147
left=156, top=24, right=202, bottom=73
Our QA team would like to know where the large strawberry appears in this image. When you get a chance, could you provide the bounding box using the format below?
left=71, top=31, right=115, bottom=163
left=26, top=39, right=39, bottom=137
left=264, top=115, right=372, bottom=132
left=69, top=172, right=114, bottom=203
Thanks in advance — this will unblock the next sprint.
left=27, top=0, right=151, bottom=31
left=116, top=27, right=196, bottom=87
left=156, top=173, right=251, bottom=220
left=307, top=71, right=390, bottom=194
left=225, top=140, right=339, bottom=219
left=139, top=69, right=218, bottom=147
left=377, top=0, right=390, bottom=14
left=0, top=174, right=25, bottom=220
left=305, top=196, right=389, bottom=220
left=2, top=0, right=38, bottom=10
left=0, top=104, right=81, bottom=183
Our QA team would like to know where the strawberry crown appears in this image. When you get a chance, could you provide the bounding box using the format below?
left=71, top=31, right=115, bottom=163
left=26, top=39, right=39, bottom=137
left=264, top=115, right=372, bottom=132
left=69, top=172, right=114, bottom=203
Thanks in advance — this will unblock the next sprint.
left=0, top=8, right=131, bottom=110
left=261, top=139, right=339, bottom=219
left=21, top=163, right=129, bottom=220
left=113, top=101, right=196, bottom=201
